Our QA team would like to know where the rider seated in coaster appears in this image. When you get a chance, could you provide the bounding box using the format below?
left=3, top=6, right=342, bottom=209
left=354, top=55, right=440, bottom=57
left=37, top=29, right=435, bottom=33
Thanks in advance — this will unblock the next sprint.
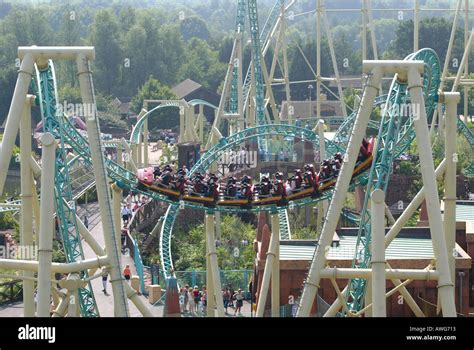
left=192, top=178, right=204, bottom=194
left=333, top=152, right=343, bottom=175
left=153, top=175, right=161, bottom=186
left=293, top=169, right=303, bottom=190
left=226, top=183, right=237, bottom=197
left=206, top=174, right=219, bottom=197
left=272, top=172, right=285, bottom=196
left=177, top=165, right=188, bottom=177
left=227, top=176, right=237, bottom=185
left=161, top=171, right=173, bottom=186
left=304, top=170, right=316, bottom=188
left=239, top=183, right=253, bottom=200
left=357, top=138, right=370, bottom=162
left=257, top=176, right=271, bottom=196
left=241, top=175, right=252, bottom=186
left=174, top=174, right=187, bottom=194
left=163, top=164, right=173, bottom=173
left=153, top=166, right=162, bottom=178
left=304, top=164, right=316, bottom=181
left=319, top=160, right=332, bottom=180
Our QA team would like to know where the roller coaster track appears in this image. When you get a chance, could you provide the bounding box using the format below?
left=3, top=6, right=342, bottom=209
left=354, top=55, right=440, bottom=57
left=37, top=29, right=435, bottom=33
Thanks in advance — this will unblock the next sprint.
left=241, top=0, right=286, bottom=116
left=34, top=62, right=99, bottom=317
left=0, top=199, right=21, bottom=213
left=345, top=48, right=441, bottom=313
left=457, top=118, right=474, bottom=176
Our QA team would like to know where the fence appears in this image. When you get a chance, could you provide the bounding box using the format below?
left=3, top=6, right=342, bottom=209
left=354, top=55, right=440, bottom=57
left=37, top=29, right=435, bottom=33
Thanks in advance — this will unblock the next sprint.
left=0, top=279, right=22, bottom=305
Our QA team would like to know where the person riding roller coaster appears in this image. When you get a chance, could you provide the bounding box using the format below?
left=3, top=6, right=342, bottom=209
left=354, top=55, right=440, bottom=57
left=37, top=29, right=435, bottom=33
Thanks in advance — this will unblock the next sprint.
left=358, top=138, right=370, bottom=162
left=255, top=176, right=272, bottom=196
left=273, top=172, right=285, bottom=197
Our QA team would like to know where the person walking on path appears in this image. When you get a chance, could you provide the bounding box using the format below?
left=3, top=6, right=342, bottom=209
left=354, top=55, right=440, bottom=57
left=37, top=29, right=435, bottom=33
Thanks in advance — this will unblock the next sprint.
left=123, top=265, right=131, bottom=282
left=102, top=268, right=109, bottom=295
left=233, top=289, right=244, bottom=316
left=83, top=215, right=89, bottom=229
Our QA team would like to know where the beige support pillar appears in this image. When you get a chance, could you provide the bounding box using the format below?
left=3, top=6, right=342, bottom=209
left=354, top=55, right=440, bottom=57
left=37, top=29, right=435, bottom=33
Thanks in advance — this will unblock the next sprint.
left=371, top=189, right=386, bottom=317
left=441, top=92, right=460, bottom=283
left=36, top=133, right=57, bottom=317
left=256, top=213, right=280, bottom=317
left=408, top=66, right=456, bottom=317
left=316, top=120, right=326, bottom=235
left=20, top=96, right=35, bottom=317
left=76, top=53, right=129, bottom=317
left=112, top=184, right=123, bottom=253
left=59, top=274, right=83, bottom=317
left=31, top=180, right=40, bottom=245
left=205, top=212, right=225, bottom=317
left=0, top=53, right=35, bottom=196
left=52, top=292, right=70, bottom=317
left=271, top=213, right=280, bottom=317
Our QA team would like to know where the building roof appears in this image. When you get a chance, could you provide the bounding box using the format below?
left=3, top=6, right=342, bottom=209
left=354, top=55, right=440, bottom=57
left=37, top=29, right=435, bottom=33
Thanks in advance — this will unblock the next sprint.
left=172, top=79, right=202, bottom=99
left=280, top=235, right=437, bottom=261
left=456, top=202, right=474, bottom=222
left=440, top=200, right=474, bottom=222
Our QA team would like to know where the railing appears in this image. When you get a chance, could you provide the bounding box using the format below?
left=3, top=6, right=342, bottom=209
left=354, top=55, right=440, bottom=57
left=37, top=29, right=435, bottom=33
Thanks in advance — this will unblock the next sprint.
left=0, top=280, right=23, bottom=305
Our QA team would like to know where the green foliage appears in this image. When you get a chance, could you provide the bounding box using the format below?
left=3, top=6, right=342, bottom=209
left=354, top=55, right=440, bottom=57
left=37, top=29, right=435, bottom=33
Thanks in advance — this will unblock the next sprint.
left=131, top=76, right=177, bottom=114
left=0, top=212, right=19, bottom=231
left=180, top=16, right=210, bottom=41
left=288, top=208, right=318, bottom=239
left=177, top=38, right=226, bottom=92
left=172, top=214, right=255, bottom=271
left=52, top=240, right=67, bottom=263
left=406, top=210, right=420, bottom=227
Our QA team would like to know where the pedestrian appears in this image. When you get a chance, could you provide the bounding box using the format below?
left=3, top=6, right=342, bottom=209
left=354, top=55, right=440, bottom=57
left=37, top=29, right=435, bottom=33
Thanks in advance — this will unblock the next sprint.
left=102, top=268, right=109, bottom=295
left=123, top=265, right=131, bottom=281
left=188, top=286, right=195, bottom=314
left=83, top=215, right=89, bottom=229
left=233, top=288, right=244, bottom=316
left=121, top=205, right=129, bottom=225
left=193, top=286, right=201, bottom=312
left=223, top=288, right=230, bottom=314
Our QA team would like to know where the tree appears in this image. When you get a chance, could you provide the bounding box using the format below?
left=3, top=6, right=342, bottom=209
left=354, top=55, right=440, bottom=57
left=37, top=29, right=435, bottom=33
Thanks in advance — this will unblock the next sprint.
left=179, top=16, right=211, bottom=41
left=56, top=5, right=82, bottom=87
left=177, top=38, right=226, bottom=92
left=171, top=214, right=256, bottom=271
left=131, top=76, right=177, bottom=114
left=89, top=9, right=123, bottom=95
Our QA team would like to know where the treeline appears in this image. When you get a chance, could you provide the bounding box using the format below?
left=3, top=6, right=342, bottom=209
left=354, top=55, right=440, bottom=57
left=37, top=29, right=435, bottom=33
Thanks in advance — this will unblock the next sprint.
left=0, top=1, right=472, bottom=128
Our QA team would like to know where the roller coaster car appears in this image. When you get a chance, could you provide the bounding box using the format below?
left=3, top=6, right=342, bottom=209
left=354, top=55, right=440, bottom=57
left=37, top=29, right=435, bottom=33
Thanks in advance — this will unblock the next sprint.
left=218, top=183, right=254, bottom=207
left=135, top=138, right=375, bottom=209
left=252, top=180, right=285, bottom=206
left=183, top=184, right=219, bottom=206
left=136, top=166, right=181, bottom=199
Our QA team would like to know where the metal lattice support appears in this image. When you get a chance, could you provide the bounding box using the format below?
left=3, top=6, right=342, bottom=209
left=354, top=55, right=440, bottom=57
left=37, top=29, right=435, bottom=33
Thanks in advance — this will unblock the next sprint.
left=247, top=0, right=268, bottom=128
left=229, top=0, right=247, bottom=114
left=278, top=208, right=291, bottom=240
left=242, top=0, right=284, bottom=114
